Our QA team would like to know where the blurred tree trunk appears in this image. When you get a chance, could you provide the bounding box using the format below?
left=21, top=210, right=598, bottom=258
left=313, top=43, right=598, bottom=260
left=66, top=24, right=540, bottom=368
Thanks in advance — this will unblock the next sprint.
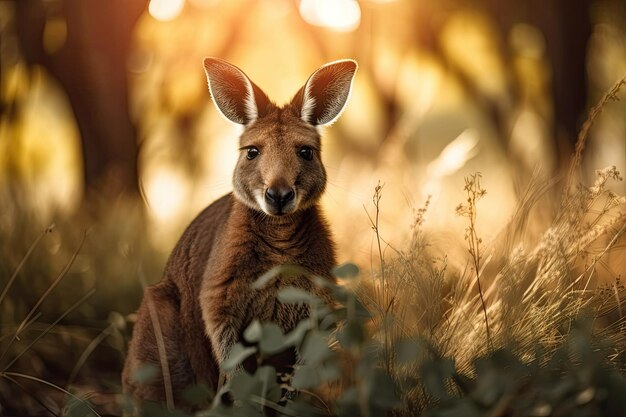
left=488, top=0, right=593, bottom=149
left=411, top=0, right=592, bottom=167
left=15, top=0, right=146, bottom=201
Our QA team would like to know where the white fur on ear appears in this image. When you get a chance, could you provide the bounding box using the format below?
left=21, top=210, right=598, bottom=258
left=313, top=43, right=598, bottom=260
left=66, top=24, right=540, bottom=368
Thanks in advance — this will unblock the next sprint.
left=300, top=87, right=317, bottom=125
left=243, top=88, right=257, bottom=122
left=300, top=59, right=357, bottom=126
left=203, top=57, right=258, bottom=125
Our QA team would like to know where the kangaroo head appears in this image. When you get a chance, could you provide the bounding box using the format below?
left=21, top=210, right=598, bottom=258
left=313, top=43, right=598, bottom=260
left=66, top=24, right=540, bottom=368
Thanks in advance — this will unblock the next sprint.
left=203, top=58, right=357, bottom=216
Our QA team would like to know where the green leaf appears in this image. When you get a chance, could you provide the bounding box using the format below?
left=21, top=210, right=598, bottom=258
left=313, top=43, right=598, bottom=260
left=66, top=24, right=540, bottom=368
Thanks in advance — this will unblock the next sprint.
left=243, top=319, right=262, bottom=343
left=140, top=402, right=190, bottom=417
left=108, top=311, right=126, bottom=330
left=365, top=369, right=402, bottom=410
left=319, top=313, right=339, bottom=331
left=353, top=298, right=372, bottom=319
left=419, top=357, right=456, bottom=400
left=301, top=331, right=333, bottom=365
left=228, top=371, right=257, bottom=400
left=182, top=383, right=212, bottom=407
left=222, top=343, right=257, bottom=371
left=337, top=320, right=365, bottom=349
left=333, top=263, right=360, bottom=279
left=318, top=363, right=341, bottom=383
left=292, top=364, right=318, bottom=389
left=338, top=387, right=360, bottom=417
left=259, top=323, right=285, bottom=355
left=277, top=286, right=313, bottom=304
left=283, top=318, right=314, bottom=346
left=395, top=339, right=422, bottom=364
left=131, top=364, right=158, bottom=383
left=252, top=266, right=282, bottom=289
left=312, top=275, right=335, bottom=289
left=228, top=366, right=281, bottom=408
left=252, top=265, right=306, bottom=289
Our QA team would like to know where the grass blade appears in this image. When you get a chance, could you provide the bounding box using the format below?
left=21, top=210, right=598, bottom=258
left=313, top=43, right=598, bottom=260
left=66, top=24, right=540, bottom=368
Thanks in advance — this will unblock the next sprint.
left=1, top=371, right=101, bottom=417
left=138, top=267, right=175, bottom=411
left=2, top=374, right=61, bottom=417
left=3, top=288, right=96, bottom=371
left=67, top=323, right=114, bottom=386
left=0, top=231, right=87, bottom=364
left=0, top=224, right=54, bottom=306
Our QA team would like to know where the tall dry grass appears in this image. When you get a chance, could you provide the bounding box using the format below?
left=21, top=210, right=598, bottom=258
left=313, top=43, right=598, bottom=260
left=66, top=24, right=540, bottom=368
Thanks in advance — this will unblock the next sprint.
left=0, top=199, right=165, bottom=415
left=358, top=76, right=626, bottom=412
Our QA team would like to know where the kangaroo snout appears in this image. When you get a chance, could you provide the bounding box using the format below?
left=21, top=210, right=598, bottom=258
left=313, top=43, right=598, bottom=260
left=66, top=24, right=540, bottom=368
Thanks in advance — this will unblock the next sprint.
left=265, top=182, right=296, bottom=215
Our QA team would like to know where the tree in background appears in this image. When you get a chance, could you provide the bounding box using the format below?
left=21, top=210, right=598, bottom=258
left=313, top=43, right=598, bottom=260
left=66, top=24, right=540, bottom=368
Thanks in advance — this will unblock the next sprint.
left=14, top=0, right=145, bottom=200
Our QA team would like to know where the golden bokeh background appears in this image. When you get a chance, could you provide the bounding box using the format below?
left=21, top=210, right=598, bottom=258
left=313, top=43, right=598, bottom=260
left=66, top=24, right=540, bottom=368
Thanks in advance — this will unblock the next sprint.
left=1, top=1, right=626, bottom=413
left=3, top=1, right=625, bottom=264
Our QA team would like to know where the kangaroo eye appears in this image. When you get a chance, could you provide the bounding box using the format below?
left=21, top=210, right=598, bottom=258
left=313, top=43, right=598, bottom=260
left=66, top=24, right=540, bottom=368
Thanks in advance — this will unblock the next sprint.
left=298, top=147, right=313, bottom=161
left=246, top=147, right=260, bottom=160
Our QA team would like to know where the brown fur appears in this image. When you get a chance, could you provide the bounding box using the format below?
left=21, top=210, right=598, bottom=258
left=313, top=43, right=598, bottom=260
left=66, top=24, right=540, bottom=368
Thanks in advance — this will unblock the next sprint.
left=122, top=58, right=356, bottom=411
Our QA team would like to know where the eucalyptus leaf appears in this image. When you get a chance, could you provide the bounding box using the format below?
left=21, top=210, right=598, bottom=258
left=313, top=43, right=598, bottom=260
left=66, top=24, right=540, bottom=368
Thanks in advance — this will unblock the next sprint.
left=318, top=363, right=341, bottom=383
left=277, top=286, right=313, bottom=304
left=319, top=313, right=339, bottom=331
left=108, top=310, right=126, bottom=330
left=228, top=371, right=258, bottom=400
left=292, top=364, right=320, bottom=389
left=283, top=317, right=314, bottom=346
left=259, top=322, right=286, bottom=355
left=301, top=331, right=333, bottom=364
left=252, top=265, right=283, bottom=289
left=420, top=357, right=456, bottom=400
left=131, top=364, right=158, bottom=383
left=337, top=387, right=360, bottom=417
left=365, top=369, right=402, bottom=409
left=333, top=263, right=360, bottom=279
left=252, top=264, right=307, bottom=289
left=337, top=320, right=365, bottom=349
left=353, top=298, right=372, bottom=319
left=395, top=339, right=422, bottom=364
left=243, top=319, right=263, bottom=343
left=312, top=275, right=334, bottom=289
left=222, top=343, right=257, bottom=371
left=140, top=402, right=190, bottom=417
left=182, top=383, right=212, bottom=407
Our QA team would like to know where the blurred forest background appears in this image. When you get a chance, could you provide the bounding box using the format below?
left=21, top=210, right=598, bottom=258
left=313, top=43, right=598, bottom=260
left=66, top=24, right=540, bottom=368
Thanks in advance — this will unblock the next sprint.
left=0, top=0, right=625, bottom=415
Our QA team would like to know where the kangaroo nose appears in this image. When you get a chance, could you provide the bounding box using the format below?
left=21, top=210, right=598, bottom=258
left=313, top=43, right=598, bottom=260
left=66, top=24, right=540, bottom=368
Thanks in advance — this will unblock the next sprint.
left=265, top=186, right=295, bottom=209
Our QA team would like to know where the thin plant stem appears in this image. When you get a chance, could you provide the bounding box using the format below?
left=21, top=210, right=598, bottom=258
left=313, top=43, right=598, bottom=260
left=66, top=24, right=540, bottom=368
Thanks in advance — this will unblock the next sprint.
left=0, top=231, right=86, bottom=364
left=138, top=267, right=175, bottom=411
left=3, top=289, right=96, bottom=371
left=567, top=75, right=626, bottom=193
left=0, top=224, right=54, bottom=306
left=0, top=371, right=101, bottom=417
left=457, top=173, right=492, bottom=349
left=365, top=182, right=393, bottom=373
left=67, top=322, right=114, bottom=386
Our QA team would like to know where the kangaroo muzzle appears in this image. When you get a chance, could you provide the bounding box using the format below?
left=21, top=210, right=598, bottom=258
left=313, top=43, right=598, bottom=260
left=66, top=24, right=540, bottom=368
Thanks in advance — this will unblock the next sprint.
left=264, top=181, right=296, bottom=215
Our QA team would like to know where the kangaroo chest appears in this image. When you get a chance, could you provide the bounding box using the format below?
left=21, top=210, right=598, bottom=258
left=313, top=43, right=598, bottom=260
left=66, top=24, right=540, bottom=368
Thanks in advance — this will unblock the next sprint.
left=199, top=204, right=335, bottom=364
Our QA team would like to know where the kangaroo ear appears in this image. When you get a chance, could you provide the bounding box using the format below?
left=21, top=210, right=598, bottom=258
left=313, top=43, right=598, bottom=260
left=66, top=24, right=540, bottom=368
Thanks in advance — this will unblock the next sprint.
left=203, top=57, right=270, bottom=125
left=293, top=59, right=357, bottom=126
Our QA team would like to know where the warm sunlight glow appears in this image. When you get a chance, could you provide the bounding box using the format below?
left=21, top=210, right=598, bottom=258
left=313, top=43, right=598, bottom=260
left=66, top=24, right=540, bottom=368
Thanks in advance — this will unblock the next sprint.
left=427, top=129, right=480, bottom=178
left=422, top=129, right=480, bottom=202
left=145, top=169, right=188, bottom=221
left=299, top=0, right=361, bottom=32
left=188, top=0, right=220, bottom=8
left=149, top=0, right=185, bottom=22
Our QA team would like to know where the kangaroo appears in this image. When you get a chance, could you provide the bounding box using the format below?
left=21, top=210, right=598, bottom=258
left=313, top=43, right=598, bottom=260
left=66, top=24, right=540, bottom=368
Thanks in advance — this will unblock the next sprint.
left=122, top=57, right=357, bottom=410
